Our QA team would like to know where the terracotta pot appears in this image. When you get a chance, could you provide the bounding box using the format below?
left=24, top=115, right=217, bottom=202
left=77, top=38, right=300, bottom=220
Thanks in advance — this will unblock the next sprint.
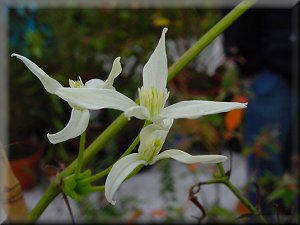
left=10, top=145, right=43, bottom=190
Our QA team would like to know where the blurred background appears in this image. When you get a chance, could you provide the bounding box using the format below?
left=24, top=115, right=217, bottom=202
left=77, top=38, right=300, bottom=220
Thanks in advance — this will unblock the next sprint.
left=1, top=1, right=299, bottom=223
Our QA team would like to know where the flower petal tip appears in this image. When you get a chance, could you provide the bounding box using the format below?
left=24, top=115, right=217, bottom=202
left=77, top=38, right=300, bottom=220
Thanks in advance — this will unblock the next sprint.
left=162, top=28, right=168, bottom=34
left=240, top=103, right=248, bottom=108
left=46, top=133, right=56, bottom=144
left=11, top=53, right=18, bottom=58
left=221, top=155, right=228, bottom=161
left=111, top=200, right=116, bottom=205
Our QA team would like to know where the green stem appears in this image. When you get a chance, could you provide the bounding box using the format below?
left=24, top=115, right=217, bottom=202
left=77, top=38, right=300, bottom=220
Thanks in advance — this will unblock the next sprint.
left=75, top=131, right=86, bottom=176
left=217, top=163, right=267, bottom=223
left=223, top=180, right=267, bottom=223
left=168, top=0, right=256, bottom=81
left=83, top=120, right=150, bottom=183
left=191, top=164, right=267, bottom=223
left=217, top=163, right=226, bottom=177
left=85, top=133, right=140, bottom=183
left=25, top=183, right=60, bottom=223
left=89, top=185, right=105, bottom=192
left=26, top=1, right=256, bottom=222
left=26, top=114, right=128, bottom=222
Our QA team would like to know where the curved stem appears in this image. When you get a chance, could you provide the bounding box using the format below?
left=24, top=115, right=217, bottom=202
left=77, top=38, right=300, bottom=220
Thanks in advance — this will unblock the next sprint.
left=86, top=134, right=140, bottom=183
left=190, top=163, right=267, bottom=223
left=217, top=163, right=267, bottom=223
left=26, top=115, right=128, bottom=223
left=85, top=120, right=149, bottom=183
left=25, top=1, right=256, bottom=222
left=86, top=121, right=151, bottom=184
left=223, top=180, right=267, bottom=223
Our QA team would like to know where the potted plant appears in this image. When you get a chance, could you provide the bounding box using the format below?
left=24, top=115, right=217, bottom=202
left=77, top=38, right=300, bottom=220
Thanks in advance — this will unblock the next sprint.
left=9, top=139, right=43, bottom=190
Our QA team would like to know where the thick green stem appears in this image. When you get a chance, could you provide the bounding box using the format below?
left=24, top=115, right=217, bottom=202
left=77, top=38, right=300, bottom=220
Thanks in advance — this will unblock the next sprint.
left=26, top=1, right=256, bottom=222
left=168, top=0, right=256, bottom=81
left=26, top=115, right=128, bottom=222
left=59, top=115, right=128, bottom=179
left=75, top=131, right=86, bottom=176
left=26, top=183, right=60, bottom=223
left=85, top=120, right=149, bottom=183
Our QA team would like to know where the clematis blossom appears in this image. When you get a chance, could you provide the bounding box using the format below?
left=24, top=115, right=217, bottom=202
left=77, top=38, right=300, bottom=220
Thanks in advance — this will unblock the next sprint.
left=55, top=28, right=247, bottom=124
left=11, top=53, right=122, bottom=144
left=105, top=119, right=227, bottom=205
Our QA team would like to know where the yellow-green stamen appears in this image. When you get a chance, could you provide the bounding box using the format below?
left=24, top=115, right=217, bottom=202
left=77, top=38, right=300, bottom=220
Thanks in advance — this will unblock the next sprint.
left=138, top=87, right=169, bottom=118
left=69, top=77, right=84, bottom=110
left=69, top=77, right=84, bottom=88
left=139, top=138, right=164, bottom=162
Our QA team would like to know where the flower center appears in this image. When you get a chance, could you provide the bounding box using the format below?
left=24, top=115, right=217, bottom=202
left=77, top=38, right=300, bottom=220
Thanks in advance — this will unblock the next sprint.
left=140, top=139, right=164, bottom=163
left=138, top=87, right=169, bottom=118
left=69, top=77, right=84, bottom=111
left=69, top=77, right=84, bottom=88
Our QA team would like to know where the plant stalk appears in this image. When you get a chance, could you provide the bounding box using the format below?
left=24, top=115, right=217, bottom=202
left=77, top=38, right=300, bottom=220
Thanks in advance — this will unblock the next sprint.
left=217, top=163, right=267, bottom=223
left=168, top=0, right=256, bottom=81
left=75, top=131, right=86, bottom=176
left=26, top=1, right=256, bottom=222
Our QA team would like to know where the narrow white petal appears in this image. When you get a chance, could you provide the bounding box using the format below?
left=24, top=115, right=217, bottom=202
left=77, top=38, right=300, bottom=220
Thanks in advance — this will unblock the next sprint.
left=11, top=53, right=62, bottom=94
left=105, top=154, right=147, bottom=205
left=47, top=109, right=89, bottom=144
left=158, top=100, right=247, bottom=120
left=84, top=79, right=105, bottom=88
left=103, top=57, right=122, bottom=89
left=151, top=149, right=227, bottom=165
left=143, top=28, right=168, bottom=90
left=55, top=88, right=137, bottom=111
left=124, top=105, right=150, bottom=120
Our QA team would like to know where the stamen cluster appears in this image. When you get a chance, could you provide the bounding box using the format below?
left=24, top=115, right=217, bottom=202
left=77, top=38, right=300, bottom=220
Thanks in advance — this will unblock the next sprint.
left=139, top=87, right=169, bottom=118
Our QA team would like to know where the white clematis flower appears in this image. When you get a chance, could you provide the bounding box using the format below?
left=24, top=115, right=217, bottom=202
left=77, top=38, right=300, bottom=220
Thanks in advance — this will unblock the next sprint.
left=105, top=119, right=227, bottom=205
left=55, top=28, right=247, bottom=124
left=11, top=53, right=122, bottom=144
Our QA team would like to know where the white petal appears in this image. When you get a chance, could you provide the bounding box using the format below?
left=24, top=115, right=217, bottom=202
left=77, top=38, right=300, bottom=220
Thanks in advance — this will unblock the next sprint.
left=55, top=88, right=137, bottom=111
left=11, top=53, right=62, bottom=94
left=139, top=123, right=166, bottom=141
left=143, top=28, right=168, bottom=90
left=103, top=57, right=122, bottom=89
left=124, top=105, right=150, bottom=120
left=153, top=118, right=174, bottom=131
left=151, top=149, right=227, bottom=165
left=157, top=100, right=247, bottom=120
left=105, top=153, right=147, bottom=205
left=137, top=123, right=169, bottom=155
left=47, top=109, right=89, bottom=144
left=84, top=79, right=105, bottom=88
